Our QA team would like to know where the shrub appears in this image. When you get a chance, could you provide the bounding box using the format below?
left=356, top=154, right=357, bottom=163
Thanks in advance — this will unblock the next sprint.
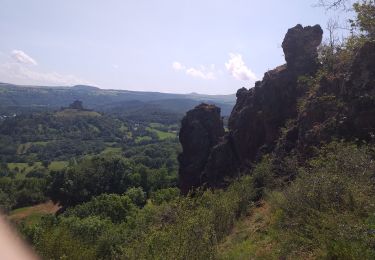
left=63, top=194, right=137, bottom=224
left=125, top=187, right=146, bottom=207
left=271, top=142, right=375, bottom=259
left=150, top=187, right=180, bottom=205
left=123, top=175, right=256, bottom=259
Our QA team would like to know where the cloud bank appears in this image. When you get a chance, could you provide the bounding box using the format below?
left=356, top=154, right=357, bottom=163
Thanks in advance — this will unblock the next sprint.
left=0, top=50, right=92, bottom=86
left=172, top=62, right=185, bottom=71
left=225, top=53, right=257, bottom=81
left=173, top=54, right=256, bottom=82
left=172, top=62, right=216, bottom=80
left=11, top=50, right=38, bottom=66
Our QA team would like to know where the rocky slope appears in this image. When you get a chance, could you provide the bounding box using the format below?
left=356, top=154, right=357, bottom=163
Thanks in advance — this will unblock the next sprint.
left=178, top=24, right=375, bottom=193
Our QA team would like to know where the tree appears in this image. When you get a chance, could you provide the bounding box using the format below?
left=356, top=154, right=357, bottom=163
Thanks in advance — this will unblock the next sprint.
left=317, top=0, right=375, bottom=38
left=42, top=160, right=50, bottom=168
left=353, top=0, right=375, bottom=37
left=0, top=189, right=15, bottom=213
left=316, top=0, right=351, bottom=9
left=63, top=194, right=137, bottom=223
left=150, top=187, right=180, bottom=205
left=125, top=187, right=146, bottom=207
left=48, top=157, right=137, bottom=207
left=69, top=100, right=84, bottom=110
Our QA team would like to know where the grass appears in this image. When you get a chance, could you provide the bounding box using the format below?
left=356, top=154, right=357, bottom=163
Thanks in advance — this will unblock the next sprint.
left=17, top=141, right=48, bottom=155
left=7, top=161, right=68, bottom=178
left=8, top=162, right=42, bottom=177
left=55, top=109, right=101, bottom=117
left=9, top=201, right=61, bottom=225
left=7, top=162, right=30, bottom=171
left=104, top=142, right=117, bottom=146
left=100, top=147, right=122, bottom=156
left=218, top=201, right=279, bottom=260
left=48, top=161, right=68, bottom=171
left=16, top=143, right=32, bottom=154
left=135, top=136, right=152, bottom=144
left=119, top=124, right=129, bottom=133
left=149, top=122, right=164, bottom=128
left=146, top=127, right=176, bottom=140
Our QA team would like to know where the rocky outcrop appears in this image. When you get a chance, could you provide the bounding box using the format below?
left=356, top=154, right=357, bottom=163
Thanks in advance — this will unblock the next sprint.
left=179, top=24, right=375, bottom=193
left=178, top=24, right=323, bottom=192
left=178, top=103, right=225, bottom=194
left=279, top=40, right=375, bottom=159
left=282, top=24, right=323, bottom=73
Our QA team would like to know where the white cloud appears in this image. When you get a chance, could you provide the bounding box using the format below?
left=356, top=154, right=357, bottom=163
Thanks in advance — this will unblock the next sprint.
left=11, top=50, right=38, bottom=66
left=112, top=64, right=119, bottom=69
left=172, top=61, right=216, bottom=80
left=225, top=53, right=257, bottom=81
left=0, top=53, right=93, bottom=86
left=186, top=67, right=215, bottom=80
left=172, top=61, right=185, bottom=71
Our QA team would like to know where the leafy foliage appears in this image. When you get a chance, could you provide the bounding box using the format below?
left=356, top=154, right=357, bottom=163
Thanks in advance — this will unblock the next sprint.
left=22, top=176, right=256, bottom=259
left=63, top=194, right=137, bottom=223
left=271, top=142, right=375, bottom=259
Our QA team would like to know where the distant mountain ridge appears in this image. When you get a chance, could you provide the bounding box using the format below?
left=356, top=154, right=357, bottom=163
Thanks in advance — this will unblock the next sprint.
left=0, top=83, right=235, bottom=116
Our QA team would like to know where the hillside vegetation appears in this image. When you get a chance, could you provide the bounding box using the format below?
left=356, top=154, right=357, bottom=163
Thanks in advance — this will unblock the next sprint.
left=0, top=0, right=374, bottom=259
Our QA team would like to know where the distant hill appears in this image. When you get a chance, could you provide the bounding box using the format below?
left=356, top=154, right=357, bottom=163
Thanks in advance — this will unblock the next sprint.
left=0, top=83, right=235, bottom=116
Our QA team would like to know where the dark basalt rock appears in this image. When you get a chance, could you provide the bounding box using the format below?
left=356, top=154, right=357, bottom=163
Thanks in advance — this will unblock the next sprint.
left=207, top=24, right=323, bottom=180
left=178, top=24, right=323, bottom=193
left=178, top=103, right=225, bottom=194
left=179, top=25, right=375, bottom=194
left=291, top=40, right=375, bottom=157
left=282, top=24, right=323, bottom=73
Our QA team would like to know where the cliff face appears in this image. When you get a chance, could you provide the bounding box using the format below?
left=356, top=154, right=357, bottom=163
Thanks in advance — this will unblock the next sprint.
left=178, top=24, right=375, bottom=193
left=178, top=103, right=225, bottom=194
left=279, top=40, right=375, bottom=159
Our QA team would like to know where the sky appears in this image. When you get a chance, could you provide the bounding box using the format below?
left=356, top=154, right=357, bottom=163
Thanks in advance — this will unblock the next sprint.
left=0, top=0, right=354, bottom=94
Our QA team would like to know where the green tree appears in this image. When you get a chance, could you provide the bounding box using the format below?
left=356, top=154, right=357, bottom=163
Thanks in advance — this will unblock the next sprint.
left=125, top=187, right=146, bottom=207
left=63, top=193, right=137, bottom=223
left=48, top=157, right=136, bottom=207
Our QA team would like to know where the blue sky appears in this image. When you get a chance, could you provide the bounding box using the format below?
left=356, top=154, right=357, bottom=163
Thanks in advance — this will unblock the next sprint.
left=0, top=0, right=353, bottom=94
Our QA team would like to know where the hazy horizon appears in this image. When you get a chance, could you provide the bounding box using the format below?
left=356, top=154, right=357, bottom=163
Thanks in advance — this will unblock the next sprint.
left=0, top=0, right=353, bottom=94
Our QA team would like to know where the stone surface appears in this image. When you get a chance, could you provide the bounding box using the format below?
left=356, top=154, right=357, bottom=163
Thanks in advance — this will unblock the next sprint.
left=178, top=24, right=324, bottom=193
left=282, top=24, right=323, bottom=72
left=178, top=103, right=225, bottom=194
left=292, top=40, right=375, bottom=157
left=178, top=25, right=375, bottom=192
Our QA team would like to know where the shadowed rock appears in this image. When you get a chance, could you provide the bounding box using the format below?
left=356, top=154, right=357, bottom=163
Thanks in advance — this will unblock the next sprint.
left=179, top=24, right=375, bottom=193
left=282, top=24, right=323, bottom=72
left=178, top=103, right=225, bottom=194
left=178, top=24, right=323, bottom=193
left=288, top=40, right=375, bottom=157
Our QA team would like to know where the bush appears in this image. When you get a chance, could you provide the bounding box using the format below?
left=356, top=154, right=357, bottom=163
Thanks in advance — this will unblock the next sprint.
left=123, top=175, right=256, bottom=259
left=150, top=187, right=180, bottom=205
left=125, top=187, right=146, bottom=207
left=63, top=194, right=137, bottom=223
left=47, top=157, right=138, bottom=207
left=34, top=226, right=97, bottom=260
left=271, top=142, right=375, bottom=259
left=60, top=216, right=113, bottom=244
left=0, top=189, right=15, bottom=213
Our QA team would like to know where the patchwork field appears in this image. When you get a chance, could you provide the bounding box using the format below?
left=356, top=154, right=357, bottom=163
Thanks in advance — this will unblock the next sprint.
left=9, top=201, right=60, bottom=225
